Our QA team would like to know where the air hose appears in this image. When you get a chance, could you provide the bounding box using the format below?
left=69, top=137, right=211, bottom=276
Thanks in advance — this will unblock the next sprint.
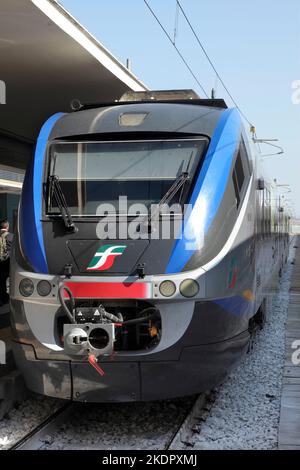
left=98, top=305, right=123, bottom=324
left=58, top=284, right=76, bottom=324
left=99, top=306, right=159, bottom=326
left=121, top=307, right=159, bottom=326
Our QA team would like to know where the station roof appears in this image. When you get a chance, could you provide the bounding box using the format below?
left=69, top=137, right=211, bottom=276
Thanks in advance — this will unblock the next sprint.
left=0, top=0, right=147, bottom=167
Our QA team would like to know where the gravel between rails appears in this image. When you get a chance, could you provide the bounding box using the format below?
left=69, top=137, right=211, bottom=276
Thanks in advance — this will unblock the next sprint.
left=38, top=397, right=197, bottom=450
left=175, top=246, right=295, bottom=450
left=1, top=390, right=197, bottom=450
left=0, top=394, right=63, bottom=450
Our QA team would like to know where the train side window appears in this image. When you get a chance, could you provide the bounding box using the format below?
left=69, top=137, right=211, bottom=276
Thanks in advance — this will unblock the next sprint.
left=239, top=138, right=251, bottom=176
left=232, top=139, right=251, bottom=209
left=232, top=152, right=244, bottom=208
left=232, top=171, right=240, bottom=208
left=235, top=153, right=245, bottom=191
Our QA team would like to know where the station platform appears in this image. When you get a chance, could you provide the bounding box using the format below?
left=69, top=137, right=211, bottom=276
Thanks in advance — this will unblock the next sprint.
left=0, top=303, right=12, bottom=375
left=0, top=305, right=27, bottom=419
left=279, top=235, right=300, bottom=449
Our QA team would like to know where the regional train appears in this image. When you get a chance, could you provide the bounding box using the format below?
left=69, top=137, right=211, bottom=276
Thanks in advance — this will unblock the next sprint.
left=10, top=90, right=290, bottom=401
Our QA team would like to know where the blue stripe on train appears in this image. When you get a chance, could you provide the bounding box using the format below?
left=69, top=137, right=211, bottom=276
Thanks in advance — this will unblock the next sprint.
left=165, top=108, right=241, bottom=274
left=19, top=113, right=64, bottom=273
left=214, top=296, right=254, bottom=317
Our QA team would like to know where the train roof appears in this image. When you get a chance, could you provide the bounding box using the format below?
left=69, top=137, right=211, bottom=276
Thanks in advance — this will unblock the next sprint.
left=49, top=99, right=229, bottom=141
left=75, top=99, right=228, bottom=112
left=69, top=89, right=228, bottom=112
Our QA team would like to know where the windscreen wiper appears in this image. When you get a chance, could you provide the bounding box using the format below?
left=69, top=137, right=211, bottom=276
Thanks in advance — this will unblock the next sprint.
left=49, top=175, right=77, bottom=233
left=158, top=171, right=190, bottom=207
left=148, top=171, right=190, bottom=224
left=145, top=148, right=195, bottom=229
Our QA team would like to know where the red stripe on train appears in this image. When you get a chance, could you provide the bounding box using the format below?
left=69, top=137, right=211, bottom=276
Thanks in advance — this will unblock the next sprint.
left=64, top=281, right=150, bottom=299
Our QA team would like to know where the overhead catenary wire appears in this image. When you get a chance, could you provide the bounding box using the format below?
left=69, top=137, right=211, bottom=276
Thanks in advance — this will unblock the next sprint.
left=173, top=0, right=180, bottom=45
left=143, top=0, right=209, bottom=98
left=144, top=1, right=284, bottom=154
left=175, top=0, right=253, bottom=127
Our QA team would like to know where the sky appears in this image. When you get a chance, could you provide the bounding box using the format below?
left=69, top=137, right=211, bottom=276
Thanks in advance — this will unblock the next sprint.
left=60, top=0, right=300, bottom=216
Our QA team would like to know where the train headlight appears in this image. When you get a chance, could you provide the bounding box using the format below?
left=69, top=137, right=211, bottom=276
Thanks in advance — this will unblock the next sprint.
left=37, top=280, right=52, bottom=297
left=159, top=280, right=176, bottom=297
left=180, top=279, right=199, bottom=298
left=19, top=278, right=34, bottom=297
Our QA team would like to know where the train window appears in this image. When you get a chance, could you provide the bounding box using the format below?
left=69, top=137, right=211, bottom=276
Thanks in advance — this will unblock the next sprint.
left=232, top=152, right=244, bottom=208
left=235, top=153, right=245, bottom=191
left=232, top=139, right=251, bottom=209
left=239, top=138, right=251, bottom=175
left=47, top=139, right=208, bottom=216
left=232, top=171, right=240, bottom=208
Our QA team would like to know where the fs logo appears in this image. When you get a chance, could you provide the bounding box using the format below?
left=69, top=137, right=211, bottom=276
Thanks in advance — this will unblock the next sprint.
left=87, top=244, right=126, bottom=271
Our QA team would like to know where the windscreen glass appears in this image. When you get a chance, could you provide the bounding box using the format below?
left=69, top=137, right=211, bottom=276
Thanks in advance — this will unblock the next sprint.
left=47, top=139, right=207, bottom=215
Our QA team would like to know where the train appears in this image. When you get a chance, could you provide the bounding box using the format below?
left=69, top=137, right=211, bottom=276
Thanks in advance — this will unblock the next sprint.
left=10, top=89, right=290, bottom=402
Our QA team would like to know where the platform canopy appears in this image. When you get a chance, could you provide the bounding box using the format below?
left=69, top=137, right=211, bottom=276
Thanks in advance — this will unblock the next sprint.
left=0, top=0, right=147, bottom=168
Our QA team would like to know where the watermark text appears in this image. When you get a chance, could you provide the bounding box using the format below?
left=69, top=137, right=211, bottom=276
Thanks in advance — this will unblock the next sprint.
left=95, top=197, right=205, bottom=251
left=291, top=80, right=300, bottom=105
left=292, top=340, right=300, bottom=365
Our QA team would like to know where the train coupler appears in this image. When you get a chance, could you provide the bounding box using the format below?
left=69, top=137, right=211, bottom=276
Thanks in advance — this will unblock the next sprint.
left=63, top=323, right=115, bottom=357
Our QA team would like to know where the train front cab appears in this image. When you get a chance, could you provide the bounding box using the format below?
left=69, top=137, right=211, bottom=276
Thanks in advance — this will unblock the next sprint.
left=10, top=99, right=289, bottom=402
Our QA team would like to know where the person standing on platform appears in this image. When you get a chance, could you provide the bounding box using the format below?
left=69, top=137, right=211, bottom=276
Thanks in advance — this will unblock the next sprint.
left=0, top=220, right=13, bottom=305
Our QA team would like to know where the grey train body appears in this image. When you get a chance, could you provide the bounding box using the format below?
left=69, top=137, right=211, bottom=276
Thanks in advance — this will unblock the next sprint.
left=10, top=97, right=290, bottom=401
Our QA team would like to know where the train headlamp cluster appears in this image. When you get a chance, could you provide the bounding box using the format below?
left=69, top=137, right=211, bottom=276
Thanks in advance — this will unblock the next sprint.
left=37, top=280, right=52, bottom=297
left=179, top=279, right=199, bottom=298
left=159, top=280, right=176, bottom=297
left=19, top=278, right=34, bottom=297
left=19, top=279, right=52, bottom=297
left=19, top=277, right=199, bottom=299
left=159, top=279, right=199, bottom=298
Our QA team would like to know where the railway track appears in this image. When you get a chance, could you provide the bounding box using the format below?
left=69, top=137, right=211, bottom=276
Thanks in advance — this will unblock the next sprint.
left=166, top=392, right=212, bottom=449
left=10, top=404, right=74, bottom=450
left=9, top=393, right=214, bottom=450
left=8, top=319, right=263, bottom=451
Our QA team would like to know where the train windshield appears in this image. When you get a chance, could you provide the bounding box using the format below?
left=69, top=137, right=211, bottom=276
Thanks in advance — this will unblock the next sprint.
left=47, top=139, right=207, bottom=216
